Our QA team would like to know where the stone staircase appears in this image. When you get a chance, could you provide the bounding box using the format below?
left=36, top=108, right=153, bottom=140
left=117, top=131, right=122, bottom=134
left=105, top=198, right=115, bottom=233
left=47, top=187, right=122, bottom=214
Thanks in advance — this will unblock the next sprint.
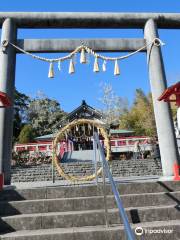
left=11, top=159, right=162, bottom=183
left=0, top=181, right=180, bottom=239
left=62, top=150, right=96, bottom=162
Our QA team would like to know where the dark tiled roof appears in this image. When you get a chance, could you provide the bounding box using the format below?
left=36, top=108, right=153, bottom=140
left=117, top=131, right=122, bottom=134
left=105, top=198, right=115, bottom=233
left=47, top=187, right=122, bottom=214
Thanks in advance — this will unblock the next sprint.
left=67, top=100, right=102, bottom=121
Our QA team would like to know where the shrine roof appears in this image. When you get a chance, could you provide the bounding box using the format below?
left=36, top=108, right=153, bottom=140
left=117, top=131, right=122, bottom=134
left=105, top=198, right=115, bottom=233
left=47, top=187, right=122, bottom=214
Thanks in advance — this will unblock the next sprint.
left=35, top=134, right=55, bottom=140
left=158, top=81, right=180, bottom=102
left=67, top=100, right=102, bottom=120
left=110, top=129, right=134, bottom=134
left=36, top=129, right=134, bottom=141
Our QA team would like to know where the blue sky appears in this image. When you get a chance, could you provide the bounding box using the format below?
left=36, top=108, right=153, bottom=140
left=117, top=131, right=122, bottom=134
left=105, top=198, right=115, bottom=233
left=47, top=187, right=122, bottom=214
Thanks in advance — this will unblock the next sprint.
left=1, top=1, right=180, bottom=112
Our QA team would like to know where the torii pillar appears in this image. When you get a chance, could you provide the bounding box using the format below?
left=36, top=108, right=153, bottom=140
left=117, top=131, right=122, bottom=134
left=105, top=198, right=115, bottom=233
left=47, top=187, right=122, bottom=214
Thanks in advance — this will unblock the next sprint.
left=0, top=18, right=17, bottom=184
left=144, top=19, right=180, bottom=179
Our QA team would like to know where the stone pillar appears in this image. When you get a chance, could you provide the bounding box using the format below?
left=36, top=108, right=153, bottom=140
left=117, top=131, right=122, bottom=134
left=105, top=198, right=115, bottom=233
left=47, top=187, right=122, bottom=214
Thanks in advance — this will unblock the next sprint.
left=0, top=18, right=17, bottom=184
left=144, top=19, right=180, bottom=178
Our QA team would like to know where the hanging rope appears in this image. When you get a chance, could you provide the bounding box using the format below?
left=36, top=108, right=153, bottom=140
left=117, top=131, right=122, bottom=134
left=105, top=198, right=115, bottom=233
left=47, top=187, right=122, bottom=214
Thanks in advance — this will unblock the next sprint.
left=6, top=38, right=164, bottom=62
left=1, top=38, right=165, bottom=77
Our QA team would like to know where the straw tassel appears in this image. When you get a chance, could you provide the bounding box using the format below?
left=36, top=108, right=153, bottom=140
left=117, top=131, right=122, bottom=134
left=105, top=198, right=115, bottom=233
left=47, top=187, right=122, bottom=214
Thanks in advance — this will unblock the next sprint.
left=65, top=131, right=68, bottom=140
left=88, top=124, right=92, bottom=130
left=80, top=48, right=86, bottom=63
left=48, top=62, right=54, bottom=78
left=82, top=126, right=85, bottom=134
left=102, top=60, right=107, bottom=72
left=97, top=127, right=100, bottom=135
left=69, top=59, right=75, bottom=74
left=93, top=57, right=99, bottom=72
left=58, top=60, right=61, bottom=71
left=114, top=60, right=120, bottom=75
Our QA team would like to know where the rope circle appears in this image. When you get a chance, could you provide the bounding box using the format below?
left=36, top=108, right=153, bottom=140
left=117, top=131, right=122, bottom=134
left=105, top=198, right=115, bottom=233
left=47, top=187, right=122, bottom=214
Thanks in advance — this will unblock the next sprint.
left=52, top=119, right=111, bottom=182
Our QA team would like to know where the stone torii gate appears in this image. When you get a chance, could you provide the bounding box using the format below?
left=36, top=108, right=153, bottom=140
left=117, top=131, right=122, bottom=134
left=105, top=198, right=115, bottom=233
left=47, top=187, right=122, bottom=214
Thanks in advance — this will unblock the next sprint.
left=0, top=12, right=180, bottom=184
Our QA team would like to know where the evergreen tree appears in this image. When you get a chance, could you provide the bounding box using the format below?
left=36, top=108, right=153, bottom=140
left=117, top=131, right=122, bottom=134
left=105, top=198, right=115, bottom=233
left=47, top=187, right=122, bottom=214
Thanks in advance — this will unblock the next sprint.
left=27, top=97, right=67, bottom=136
left=119, top=89, right=156, bottom=136
left=18, top=125, right=35, bottom=143
left=13, top=89, right=30, bottom=142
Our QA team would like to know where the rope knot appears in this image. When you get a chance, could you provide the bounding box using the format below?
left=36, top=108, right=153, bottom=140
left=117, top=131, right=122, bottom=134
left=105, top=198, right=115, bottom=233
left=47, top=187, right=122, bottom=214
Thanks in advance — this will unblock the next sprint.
left=1, top=40, right=9, bottom=52
left=153, top=38, right=165, bottom=46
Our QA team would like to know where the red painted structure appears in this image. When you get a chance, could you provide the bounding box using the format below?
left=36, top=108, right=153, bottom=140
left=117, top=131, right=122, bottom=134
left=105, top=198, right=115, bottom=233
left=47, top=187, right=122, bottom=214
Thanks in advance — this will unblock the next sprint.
left=158, top=81, right=180, bottom=106
left=0, top=91, right=11, bottom=189
left=174, top=164, right=180, bottom=181
left=0, top=91, right=11, bottom=108
left=158, top=82, right=180, bottom=180
left=13, top=101, right=153, bottom=165
left=14, top=135, right=152, bottom=159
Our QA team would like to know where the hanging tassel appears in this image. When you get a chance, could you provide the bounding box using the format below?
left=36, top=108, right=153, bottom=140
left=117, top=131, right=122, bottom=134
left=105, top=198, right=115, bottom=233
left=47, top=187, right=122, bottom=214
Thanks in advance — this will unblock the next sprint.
left=82, top=125, right=85, bottom=132
left=80, top=48, right=86, bottom=63
left=88, top=124, right=91, bottom=135
left=65, top=131, right=68, bottom=141
left=58, top=60, right=61, bottom=71
left=93, top=57, right=99, bottom=72
left=88, top=123, right=92, bottom=130
left=102, top=60, right=107, bottom=72
left=97, top=128, right=100, bottom=135
left=48, top=62, right=54, bottom=78
left=69, top=59, right=75, bottom=74
left=114, top=60, right=120, bottom=76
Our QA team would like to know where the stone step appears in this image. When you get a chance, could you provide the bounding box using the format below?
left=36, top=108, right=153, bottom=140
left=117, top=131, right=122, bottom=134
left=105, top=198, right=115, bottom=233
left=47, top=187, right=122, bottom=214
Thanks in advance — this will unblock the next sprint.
left=62, top=150, right=96, bottom=162
left=1, top=181, right=180, bottom=201
left=11, top=160, right=161, bottom=171
left=0, top=180, right=179, bottom=239
left=0, top=205, right=179, bottom=232
left=1, top=220, right=179, bottom=240
left=0, top=191, right=180, bottom=216
left=11, top=169, right=161, bottom=174
left=10, top=159, right=162, bottom=182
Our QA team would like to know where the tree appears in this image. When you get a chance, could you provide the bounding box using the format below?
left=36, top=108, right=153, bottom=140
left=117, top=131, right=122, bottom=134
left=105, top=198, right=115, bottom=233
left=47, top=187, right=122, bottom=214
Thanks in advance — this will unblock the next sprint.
left=18, top=125, right=35, bottom=143
left=13, top=89, right=30, bottom=142
left=27, top=96, right=67, bottom=136
left=119, top=89, right=156, bottom=136
left=99, top=83, right=128, bottom=128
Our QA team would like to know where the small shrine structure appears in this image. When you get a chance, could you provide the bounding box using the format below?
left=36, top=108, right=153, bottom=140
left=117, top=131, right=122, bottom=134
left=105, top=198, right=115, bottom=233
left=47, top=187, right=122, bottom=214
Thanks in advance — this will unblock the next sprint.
left=0, top=91, right=11, bottom=108
left=158, top=81, right=180, bottom=106
left=158, top=81, right=180, bottom=135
